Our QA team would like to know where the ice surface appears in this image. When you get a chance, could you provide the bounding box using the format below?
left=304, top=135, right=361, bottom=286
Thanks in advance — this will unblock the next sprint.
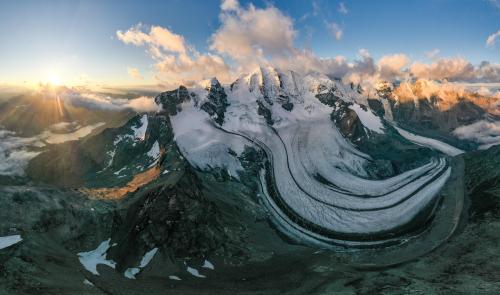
left=77, top=239, right=116, bottom=275
left=0, top=234, right=22, bottom=249
left=395, top=126, right=464, bottom=156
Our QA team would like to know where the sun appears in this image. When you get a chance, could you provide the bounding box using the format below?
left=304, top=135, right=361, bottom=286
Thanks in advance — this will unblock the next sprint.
left=48, top=73, right=62, bottom=86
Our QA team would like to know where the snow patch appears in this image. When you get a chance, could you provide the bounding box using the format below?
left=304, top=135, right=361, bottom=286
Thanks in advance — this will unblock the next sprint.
left=0, top=234, right=22, bottom=250
left=186, top=266, right=205, bottom=278
left=169, top=275, right=182, bottom=280
left=348, top=104, right=384, bottom=134
left=139, top=248, right=158, bottom=268
left=124, top=268, right=140, bottom=279
left=77, top=239, right=116, bottom=275
left=202, top=259, right=214, bottom=270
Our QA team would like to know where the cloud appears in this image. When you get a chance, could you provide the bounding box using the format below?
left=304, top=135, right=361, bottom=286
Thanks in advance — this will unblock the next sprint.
left=453, top=120, right=500, bottom=150
left=221, top=0, right=240, bottom=11
left=326, top=22, right=343, bottom=40
left=118, top=23, right=232, bottom=88
left=338, top=2, right=348, bottom=14
left=378, top=54, right=410, bottom=80
left=486, top=30, right=500, bottom=47
left=127, top=67, right=143, bottom=79
left=410, top=57, right=475, bottom=81
left=209, top=1, right=296, bottom=71
left=37, top=85, right=161, bottom=112
left=117, top=24, right=187, bottom=54
left=425, top=48, right=440, bottom=59
left=409, top=58, right=500, bottom=83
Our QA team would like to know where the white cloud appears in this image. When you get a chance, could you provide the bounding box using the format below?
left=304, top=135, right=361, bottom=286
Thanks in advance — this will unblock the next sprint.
left=453, top=120, right=500, bottom=150
left=117, top=24, right=187, bottom=54
left=326, top=22, right=343, bottom=40
left=37, top=85, right=161, bottom=112
left=209, top=1, right=296, bottom=72
left=338, top=2, right=348, bottom=14
left=221, top=0, right=240, bottom=11
left=118, top=23, right=232, bottom=88
left=486, top=30, right=500, bottom=47
left=127, top=67, right=143, bottom=79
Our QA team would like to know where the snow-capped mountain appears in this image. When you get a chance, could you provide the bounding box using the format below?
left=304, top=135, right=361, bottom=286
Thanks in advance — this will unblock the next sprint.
left=150, top=66, right=468, bottom=250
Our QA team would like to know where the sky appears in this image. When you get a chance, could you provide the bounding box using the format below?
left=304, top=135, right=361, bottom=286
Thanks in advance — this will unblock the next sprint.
left=0, top=0, right=498, bottom=88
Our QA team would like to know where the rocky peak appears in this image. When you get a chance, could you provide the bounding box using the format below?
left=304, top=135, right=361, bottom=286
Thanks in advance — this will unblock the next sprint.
left=155, top=85, right=190, bottom=115
left=200, top=77, right=229, bottom=125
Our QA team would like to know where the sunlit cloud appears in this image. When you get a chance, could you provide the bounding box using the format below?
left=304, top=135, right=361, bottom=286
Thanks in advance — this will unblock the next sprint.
left=117, top=23, right=232, bottom=88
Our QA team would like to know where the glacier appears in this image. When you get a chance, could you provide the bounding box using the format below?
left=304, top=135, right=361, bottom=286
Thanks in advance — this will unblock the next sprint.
left=165, top=67, right=460, bottom=250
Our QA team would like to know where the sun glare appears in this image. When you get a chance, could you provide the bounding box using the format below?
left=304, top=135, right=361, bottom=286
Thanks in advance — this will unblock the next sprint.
left=48, top=73, right=62, bottom=86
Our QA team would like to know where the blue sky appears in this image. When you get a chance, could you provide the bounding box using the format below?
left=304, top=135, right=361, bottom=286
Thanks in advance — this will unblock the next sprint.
left=0, top=0, right=498, bottom=86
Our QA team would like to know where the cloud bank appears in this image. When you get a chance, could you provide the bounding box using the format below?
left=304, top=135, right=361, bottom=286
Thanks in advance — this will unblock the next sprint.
left=37, top=85, right=160, bottom=113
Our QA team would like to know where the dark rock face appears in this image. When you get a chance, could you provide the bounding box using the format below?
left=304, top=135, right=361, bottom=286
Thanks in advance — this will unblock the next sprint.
left=367, top=98, right=385, bottom=117
left=331, top=105, right=367, bottom=142
left=110, top=167, right=238, bottom=269
left=390, top=97, right=487, bottom=132
left=155, top=86, right=190, bottom=115
left=201, top=79, right=229, bottom=125
left=464, top=145, right=500, bottom=221
left=315, top=88, right=341, bottom=107
left=257, top=100, right=274, bottom=125
left=315, top=91, right=367, bottom=142
left=281, top=102, right=294, bottom=111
